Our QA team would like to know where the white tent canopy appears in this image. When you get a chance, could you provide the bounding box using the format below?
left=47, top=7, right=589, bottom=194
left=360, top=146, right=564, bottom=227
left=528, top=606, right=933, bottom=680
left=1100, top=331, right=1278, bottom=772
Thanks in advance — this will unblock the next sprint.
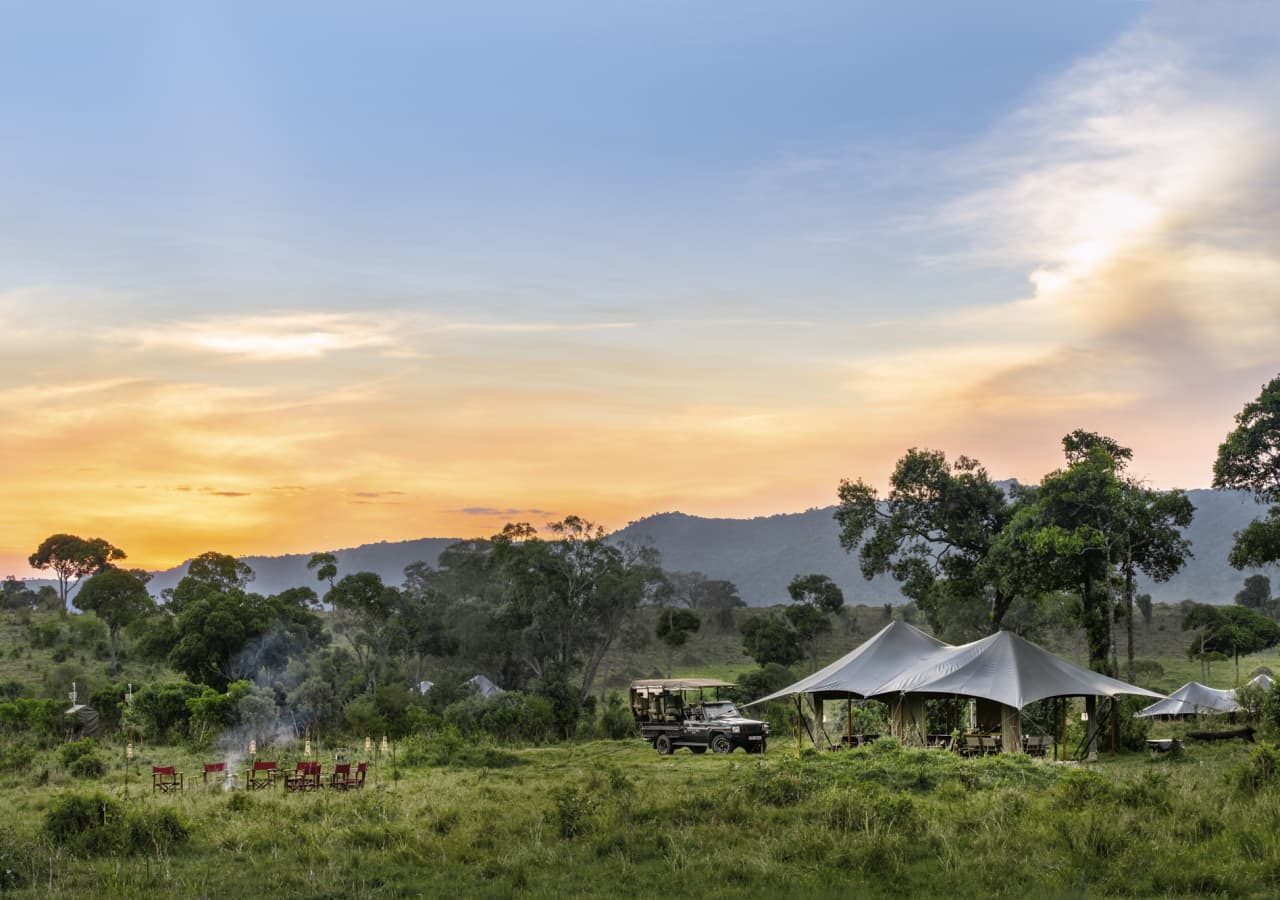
left=1134, top=681, right=1240, bottom=717
left=1247, top=672, right=1274, bottom=692
left=868, top=630, right=1165, bottom=710
left=742, top=620, right=948, bottom=707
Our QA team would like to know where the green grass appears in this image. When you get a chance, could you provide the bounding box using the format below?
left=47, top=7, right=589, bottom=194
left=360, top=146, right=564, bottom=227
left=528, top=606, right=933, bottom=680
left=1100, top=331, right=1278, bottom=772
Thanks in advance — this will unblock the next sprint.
left=4, top=736, right=1280, bottom=897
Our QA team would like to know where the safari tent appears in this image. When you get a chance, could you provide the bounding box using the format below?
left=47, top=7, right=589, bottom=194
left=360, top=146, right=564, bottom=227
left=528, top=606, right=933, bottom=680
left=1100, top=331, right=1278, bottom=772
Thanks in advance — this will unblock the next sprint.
left=1134, top=681, right=1241, bottom=718
left=868, top=630, right=1165, bottom=750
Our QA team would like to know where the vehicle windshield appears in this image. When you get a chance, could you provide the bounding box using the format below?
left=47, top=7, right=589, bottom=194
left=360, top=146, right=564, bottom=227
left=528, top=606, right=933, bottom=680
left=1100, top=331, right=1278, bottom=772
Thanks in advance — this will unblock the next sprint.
left=702, top=701, right=739, bottom=720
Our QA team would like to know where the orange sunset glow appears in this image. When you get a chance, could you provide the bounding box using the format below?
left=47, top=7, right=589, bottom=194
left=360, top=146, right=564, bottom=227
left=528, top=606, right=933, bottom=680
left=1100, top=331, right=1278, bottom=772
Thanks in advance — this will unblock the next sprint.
left=2, top=3, right=1278, bottom=577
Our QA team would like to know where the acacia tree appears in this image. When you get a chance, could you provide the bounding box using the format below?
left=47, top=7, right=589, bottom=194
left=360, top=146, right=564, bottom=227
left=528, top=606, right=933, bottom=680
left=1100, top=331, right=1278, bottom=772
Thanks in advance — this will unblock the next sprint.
left=655, top=607, right=700, bottom=678
left=835, top=449, right=1019, bottom=640
left=28, top=534, right=126, bottom=608
left=1183, top=603, right=1280, bottom=684
left=785, top=573, right=844, bottom=671
left=1214, top=374, right=1280, bottom=568
left=326, top=571, right=402, bottom=691
left=74, top=567, right=154, bottom=673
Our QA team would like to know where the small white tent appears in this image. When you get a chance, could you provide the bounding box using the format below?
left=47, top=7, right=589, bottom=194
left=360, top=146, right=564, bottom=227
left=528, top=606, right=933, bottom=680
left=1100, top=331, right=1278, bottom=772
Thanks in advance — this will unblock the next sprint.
left=1134, top=681, right=1240, bottom=717
left=1247, top=672, right=1274, bottom=692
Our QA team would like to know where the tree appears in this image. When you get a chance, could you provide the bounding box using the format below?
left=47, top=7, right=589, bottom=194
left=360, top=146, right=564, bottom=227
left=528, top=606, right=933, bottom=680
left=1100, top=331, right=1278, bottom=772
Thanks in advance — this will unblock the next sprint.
left=1214, top=374, right=1280, bottom=567
left=1136, top=593, right=1153, bottom=627
left=182, top=551, right=254, bottom=593
left=994, top=433, right=1130, bottom=672
left=1183, top=603, right=1280, bottom=684
left=740, top=614, right=803, bottom=668
left=655, top=607, right=700, bottom=677
left=1235, top=574, right=1275, bottom=619
left=835, top=449, right=1020, bottom=640
left=164, top=555, right=323, bottom=689
left=307, top=552, right=338, bottom=589
left=490, top=516, right=664, bottom=706
left=73, top=567, right=154, bottom=673
left=1115, top=484, right=1194, bottom=681
left=786, top=573, right=844, bottom=671
left=28, top=534, right=125, bottom=608
left=326, top=572, right=401, bottom=691
left=663, top=572, right=746, bottom=632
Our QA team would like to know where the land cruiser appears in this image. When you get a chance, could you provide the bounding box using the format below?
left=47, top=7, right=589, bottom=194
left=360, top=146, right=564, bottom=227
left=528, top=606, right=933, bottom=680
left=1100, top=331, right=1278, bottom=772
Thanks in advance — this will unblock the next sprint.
left=629, top=678, right=770, bottom=755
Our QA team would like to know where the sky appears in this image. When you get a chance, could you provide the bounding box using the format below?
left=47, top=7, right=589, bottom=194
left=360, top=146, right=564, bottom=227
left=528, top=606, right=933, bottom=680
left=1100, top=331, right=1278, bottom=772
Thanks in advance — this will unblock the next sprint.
left=3, top=1, right=1278, bottom=575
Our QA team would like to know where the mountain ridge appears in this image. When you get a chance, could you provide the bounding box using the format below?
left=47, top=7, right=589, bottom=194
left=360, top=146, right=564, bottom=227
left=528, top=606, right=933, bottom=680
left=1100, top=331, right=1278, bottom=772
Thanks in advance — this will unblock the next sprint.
left=31, top=488, right=1279, bottom=606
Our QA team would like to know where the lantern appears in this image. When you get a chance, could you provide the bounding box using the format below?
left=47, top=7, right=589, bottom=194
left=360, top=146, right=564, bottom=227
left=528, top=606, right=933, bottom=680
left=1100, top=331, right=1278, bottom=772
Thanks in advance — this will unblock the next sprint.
left=126, top=741, right=133, bottom=760
left=380, top=735, right=389, bottom=755
left=249, top=739, right=257, bottom=756
left=304, top=738, right=312, bottom=758
left=364, top=736, right=372, bottom=753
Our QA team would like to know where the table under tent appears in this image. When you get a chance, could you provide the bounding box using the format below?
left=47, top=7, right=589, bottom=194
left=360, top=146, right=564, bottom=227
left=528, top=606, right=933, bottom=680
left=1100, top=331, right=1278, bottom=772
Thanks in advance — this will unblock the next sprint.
left=1135, top=682, right=1241, bottom=718
left=745, top=623, right=1165, bottom=759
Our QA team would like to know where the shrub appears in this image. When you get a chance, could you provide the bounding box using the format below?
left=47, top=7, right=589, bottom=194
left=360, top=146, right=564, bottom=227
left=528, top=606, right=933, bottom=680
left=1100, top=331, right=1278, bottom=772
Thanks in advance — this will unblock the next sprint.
left=44, top=792, right=189, bottom=855
left=69, top=755, right=106, bottom=778
left=0, top=739, right=35, bottom=773
left=133, top=681, right=201, bottom=741
left=1234, top=746, right=1280, bottom=793
left=549, top=786, right=597, bottom=839
left=58, top=737, right=98, bottom=767
left=44, top=792, right=120, bottom=850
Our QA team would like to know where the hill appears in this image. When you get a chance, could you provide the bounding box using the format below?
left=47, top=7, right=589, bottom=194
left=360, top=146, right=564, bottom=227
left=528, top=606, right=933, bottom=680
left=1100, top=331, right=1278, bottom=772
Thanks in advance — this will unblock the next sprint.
left=613, top=489, right=1280, bottom=606
left=32, top=489, right=1280, bottom=606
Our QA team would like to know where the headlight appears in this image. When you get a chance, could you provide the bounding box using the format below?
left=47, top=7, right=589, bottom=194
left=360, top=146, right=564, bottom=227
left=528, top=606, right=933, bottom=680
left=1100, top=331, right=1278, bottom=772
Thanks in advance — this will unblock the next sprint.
left=732, top=726, right=740, bottom=734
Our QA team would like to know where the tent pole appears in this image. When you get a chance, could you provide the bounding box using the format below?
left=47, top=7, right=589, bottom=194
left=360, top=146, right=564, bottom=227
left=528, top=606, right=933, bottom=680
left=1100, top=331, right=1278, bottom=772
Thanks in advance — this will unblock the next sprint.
left=846, top=699, right=853, bottom=748
left=1111, top=697, right=1118, bottom=756
left=813, top=696, right=833, bottom=750
left=794, top=696, right=816, bottom=750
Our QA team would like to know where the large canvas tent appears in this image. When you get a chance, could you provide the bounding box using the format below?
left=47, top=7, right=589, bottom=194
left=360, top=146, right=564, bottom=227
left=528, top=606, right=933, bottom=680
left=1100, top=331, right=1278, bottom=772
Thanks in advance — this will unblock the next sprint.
left=742, top=620, right=948, bottom=706
left=868, top=630, right=1165, bottom=709
left=1134, top=681, right=1241, bottom=717
left=867, top=630, right=1163, bottom=750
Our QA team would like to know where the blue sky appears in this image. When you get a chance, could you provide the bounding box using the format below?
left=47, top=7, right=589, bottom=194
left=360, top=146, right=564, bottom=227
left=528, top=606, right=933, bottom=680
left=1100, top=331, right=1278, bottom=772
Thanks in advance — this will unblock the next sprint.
left=2, top=1, right=1278, bottom=572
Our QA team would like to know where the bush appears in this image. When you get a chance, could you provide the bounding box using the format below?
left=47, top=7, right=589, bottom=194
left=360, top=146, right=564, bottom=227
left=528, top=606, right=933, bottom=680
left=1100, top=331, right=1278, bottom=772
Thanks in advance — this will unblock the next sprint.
left=0, top=739, right=35, bottom=773
left=44, top=792, right=189, bottom=855
left=1234, top=746, right=1280, bottom=793
left=68, top=755, right=106, bottom=779
left=133, top=681, right=201, bottom=741
left=58, top=737, right=98, bottom=767
left=596, top=693, right=635, bottom=740
left=549, top=786, right=597, bottom=839
left=44, top=792, right=120, bottom=850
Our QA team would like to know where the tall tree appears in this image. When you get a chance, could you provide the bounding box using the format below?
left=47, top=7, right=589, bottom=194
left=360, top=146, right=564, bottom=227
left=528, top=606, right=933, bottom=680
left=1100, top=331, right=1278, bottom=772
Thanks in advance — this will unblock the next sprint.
left=307, top=552, right=339, bottom=590
left=785, top=573, right=844, bottom=671
left=491, top=516, right=664, bottom=704
left=741, top=614, right=803, bottom=668
left=326, top=571, right=402, bottom=691
left=28, top=534, right=126, bottom=608
left=1116, top=485, right=1194, bottom=681
left=73, top=567, right=154, bottom=673
left=995, top=433, right=1130, bottom=672
left=835, top=448, right=1020, bottom=640
left=1235, top=574, right=1275, bottom=619
left=1214, top=374, right=1280, bottom=567
left=655, top=607, right=701, bottom=678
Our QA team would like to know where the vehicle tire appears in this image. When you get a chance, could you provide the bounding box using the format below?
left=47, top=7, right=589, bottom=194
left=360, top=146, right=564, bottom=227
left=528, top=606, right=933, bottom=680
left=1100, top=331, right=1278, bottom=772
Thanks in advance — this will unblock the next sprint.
left=690, top=746, right=707, bottom=755
left=655, top=735, right=674, bottom=755
left=710, top=734, right=732, bottom=754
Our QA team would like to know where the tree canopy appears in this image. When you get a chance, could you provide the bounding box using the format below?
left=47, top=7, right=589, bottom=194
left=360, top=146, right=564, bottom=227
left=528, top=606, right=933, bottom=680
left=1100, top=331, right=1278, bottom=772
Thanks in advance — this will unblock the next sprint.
left=1214, top=374, right=1280, bottom=568
left=835, top=448, right=1020, bottom=640
left=73, top=567, right=154, bottom=673
left=28, top=534, right=126, bottom=607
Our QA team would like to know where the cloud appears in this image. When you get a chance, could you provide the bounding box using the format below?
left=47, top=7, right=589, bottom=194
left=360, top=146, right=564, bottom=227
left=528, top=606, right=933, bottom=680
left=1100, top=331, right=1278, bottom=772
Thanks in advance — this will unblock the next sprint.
left=834, top=7, right=1280, bottom=452
left=116, top=312, right=406, bottom=360
left=458, top=506, right=551, bottom=517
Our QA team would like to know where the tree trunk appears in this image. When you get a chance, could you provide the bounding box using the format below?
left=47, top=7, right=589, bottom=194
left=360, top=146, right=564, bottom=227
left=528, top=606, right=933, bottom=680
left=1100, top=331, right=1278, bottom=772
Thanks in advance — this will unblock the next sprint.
left=1125, top=559, right=1135, bottom=684
left=1105, top=544, right=1118, bottom=677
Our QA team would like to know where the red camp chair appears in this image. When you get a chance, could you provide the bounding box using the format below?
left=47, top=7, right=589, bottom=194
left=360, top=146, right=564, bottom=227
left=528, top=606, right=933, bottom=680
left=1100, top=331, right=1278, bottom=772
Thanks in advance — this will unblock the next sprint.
left=329, top=763, right=352, bottom=790
left=246, top=760, right=277, bottom=790
left=203, top=761, right=227, bottom=784
left=152, top=765, right=183, bottom=792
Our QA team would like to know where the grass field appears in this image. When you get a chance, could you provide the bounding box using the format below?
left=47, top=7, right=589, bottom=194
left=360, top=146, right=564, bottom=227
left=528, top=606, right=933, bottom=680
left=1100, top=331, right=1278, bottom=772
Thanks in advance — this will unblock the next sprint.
left=4, top=733, right=1280, bottom=898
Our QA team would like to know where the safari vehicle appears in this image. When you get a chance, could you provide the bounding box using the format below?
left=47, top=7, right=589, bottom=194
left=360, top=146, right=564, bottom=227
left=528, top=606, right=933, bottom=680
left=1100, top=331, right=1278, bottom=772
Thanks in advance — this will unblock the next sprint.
left=630, top=678, right=770, bottom=755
